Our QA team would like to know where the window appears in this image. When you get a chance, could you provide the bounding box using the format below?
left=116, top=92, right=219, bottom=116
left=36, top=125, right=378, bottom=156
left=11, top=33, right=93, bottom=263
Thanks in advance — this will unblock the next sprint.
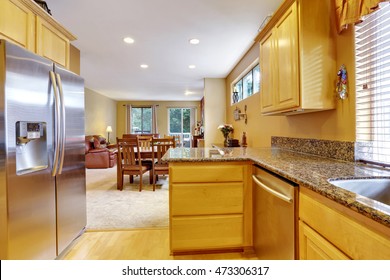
left=168, top=108, right=195, bottom=147
left=253, top=64, right=260, bottom=93
left=232, top=63, right=260, bottom=104
left=355, top=2, right=390, bottom=165
left=130, top=107, right=152, bottom=133
left=243, top=71, right=253, bottom=99
left=125, top=105, right=158, bottom=134
left=233, top=80, right=243, bottom=103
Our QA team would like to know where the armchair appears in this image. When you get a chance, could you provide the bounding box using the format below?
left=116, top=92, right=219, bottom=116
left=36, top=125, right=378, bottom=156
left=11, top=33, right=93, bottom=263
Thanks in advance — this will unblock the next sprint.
left=85, top=135, right=117, bottom=169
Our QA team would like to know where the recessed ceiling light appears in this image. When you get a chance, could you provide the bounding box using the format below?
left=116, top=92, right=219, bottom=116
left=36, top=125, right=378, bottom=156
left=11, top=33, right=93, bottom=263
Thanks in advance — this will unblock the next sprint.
left=185, top=91, right=195, bottom=95
left=123, top=37, right=135, bottom=44
left=188, top=65, right=196, bottom=69
left=140, top=64, right=149, bottom=69
left=189, top=38, right=200, bottom=45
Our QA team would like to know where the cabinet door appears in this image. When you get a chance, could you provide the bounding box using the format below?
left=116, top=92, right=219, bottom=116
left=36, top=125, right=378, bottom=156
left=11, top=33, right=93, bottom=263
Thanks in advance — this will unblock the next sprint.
left=274, top=2, right=299, bottom=111
left=0, top=0, right=35, bottom=51
left=260, top=30, right=277, bottom=113
left=36, top=17, right=70, bottom=68
left=299, top=221, right=350, bottom=260
left=300, top=189, right=390, bottom=259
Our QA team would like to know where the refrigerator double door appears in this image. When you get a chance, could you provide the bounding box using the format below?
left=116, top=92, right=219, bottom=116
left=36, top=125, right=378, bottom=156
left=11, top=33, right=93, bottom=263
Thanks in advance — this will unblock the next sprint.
left=1, top=40, right=86, bottom=259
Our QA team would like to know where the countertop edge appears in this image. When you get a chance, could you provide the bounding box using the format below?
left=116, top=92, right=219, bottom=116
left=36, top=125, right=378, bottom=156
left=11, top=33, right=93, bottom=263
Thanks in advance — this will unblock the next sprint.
left=164, top=147, right=390, bottom=229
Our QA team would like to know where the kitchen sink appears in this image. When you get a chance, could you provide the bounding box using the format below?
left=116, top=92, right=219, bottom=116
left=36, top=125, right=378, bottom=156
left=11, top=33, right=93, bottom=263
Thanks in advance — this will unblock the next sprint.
left=327, top=178, right=390, bottom=206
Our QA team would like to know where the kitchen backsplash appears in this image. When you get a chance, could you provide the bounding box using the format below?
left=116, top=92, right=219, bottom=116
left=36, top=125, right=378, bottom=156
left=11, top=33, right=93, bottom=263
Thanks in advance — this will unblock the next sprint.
left=271, top=136, right=355, bottom=162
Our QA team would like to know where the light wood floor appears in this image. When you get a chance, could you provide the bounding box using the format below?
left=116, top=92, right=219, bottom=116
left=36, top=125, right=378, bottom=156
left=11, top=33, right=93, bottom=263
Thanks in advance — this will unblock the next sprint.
left=59, top=227, right=258, bottom=260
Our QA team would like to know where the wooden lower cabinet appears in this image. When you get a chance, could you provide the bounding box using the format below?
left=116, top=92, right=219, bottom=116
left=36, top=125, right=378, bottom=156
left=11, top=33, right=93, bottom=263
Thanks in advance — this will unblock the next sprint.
left=299, top=221, right=350, bottom=260
left=169, top=161, right=252, bottom=254
left=299, top=188, right=390, bottom=259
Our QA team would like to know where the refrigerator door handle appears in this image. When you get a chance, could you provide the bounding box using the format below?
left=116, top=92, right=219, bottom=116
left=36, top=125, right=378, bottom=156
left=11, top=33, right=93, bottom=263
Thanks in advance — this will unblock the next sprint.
left=50, top=71, right=61, bottom=177
left=55, top=73, right=66, bottom=175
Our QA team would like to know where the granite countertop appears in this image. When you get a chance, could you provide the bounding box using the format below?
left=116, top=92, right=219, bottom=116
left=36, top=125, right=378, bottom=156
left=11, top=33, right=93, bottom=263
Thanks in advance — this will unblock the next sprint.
left=163, top=147, right=390, bottom=228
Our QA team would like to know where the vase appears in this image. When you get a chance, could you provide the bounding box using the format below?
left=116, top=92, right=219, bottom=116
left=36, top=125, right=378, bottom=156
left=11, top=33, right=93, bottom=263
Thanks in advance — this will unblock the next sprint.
left=224, top=135, right=229, bottom=147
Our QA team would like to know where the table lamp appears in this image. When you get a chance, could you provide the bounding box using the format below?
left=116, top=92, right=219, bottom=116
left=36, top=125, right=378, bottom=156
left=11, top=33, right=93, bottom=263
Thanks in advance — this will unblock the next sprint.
left=106, top=126, right=112, bottom=145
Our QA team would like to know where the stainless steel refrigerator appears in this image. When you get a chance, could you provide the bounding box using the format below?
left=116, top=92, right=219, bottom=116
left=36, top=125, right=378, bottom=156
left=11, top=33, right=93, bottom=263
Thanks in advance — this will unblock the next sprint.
left=0, top=40, right=86, bottom=259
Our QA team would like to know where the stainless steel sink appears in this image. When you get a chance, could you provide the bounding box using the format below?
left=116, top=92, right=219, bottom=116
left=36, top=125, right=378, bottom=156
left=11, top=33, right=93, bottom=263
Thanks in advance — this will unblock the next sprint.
left=327, top=178, right=390, bottom=206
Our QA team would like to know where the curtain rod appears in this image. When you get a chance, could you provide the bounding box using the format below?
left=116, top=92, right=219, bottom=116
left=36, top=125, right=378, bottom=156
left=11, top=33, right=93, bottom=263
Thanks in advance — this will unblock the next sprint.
left=122, top=104, right=159, bottom=107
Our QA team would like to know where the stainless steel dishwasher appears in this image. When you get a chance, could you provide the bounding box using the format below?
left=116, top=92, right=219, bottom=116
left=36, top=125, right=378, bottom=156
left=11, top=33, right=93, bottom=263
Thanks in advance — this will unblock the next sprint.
left=252, top=165, right=298, bottom=260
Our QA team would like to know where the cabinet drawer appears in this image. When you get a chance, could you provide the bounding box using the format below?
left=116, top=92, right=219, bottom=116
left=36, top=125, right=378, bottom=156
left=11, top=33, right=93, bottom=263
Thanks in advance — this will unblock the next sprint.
left=170, top=164, right=244, bottom=183
left=171, top=182, right=243, bottom=215
left=171, top=215, right=243, bottom=251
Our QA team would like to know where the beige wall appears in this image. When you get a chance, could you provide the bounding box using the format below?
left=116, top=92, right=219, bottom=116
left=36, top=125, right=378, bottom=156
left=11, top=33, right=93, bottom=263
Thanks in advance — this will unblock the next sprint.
left=116, top=100, right=201, bottom=139
left=225, top=25, right=356, bottom=147
left=204, top=78, right=226, bottom=147
left=85, top=88, right=117, bottom=142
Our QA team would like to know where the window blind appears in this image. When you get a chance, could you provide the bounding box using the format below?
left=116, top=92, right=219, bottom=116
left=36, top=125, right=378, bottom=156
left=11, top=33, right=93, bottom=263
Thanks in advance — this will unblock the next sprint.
left=355, top=2, right=390, bottom=165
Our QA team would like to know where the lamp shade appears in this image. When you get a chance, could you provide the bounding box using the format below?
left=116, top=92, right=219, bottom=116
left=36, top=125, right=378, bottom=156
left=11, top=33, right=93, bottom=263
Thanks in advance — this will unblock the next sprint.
left=106, top=126, right=112, bottom=133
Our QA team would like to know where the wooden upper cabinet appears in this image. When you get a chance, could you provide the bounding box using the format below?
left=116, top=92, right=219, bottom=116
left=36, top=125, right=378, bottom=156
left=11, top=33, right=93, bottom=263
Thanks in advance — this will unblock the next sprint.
left=0, top=0, right=35, bottom=51
left=260, top=3, right=299, bottom=113
left=36, top=16, right=69, bottom=68
left=0, top=0, right=76, bottom=69
left=274, top=3, right=299, bottom=111
left=257, top=0, right=336, bottom=115
left=260, top=30, right=276, bottom=113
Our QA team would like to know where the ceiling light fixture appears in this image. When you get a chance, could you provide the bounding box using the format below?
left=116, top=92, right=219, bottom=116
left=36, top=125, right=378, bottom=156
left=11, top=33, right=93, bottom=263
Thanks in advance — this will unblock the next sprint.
left=189, top=38, right=200, bottom=45
left=140, top=64, right=149, bottom=69
left=188, top=65, right=196, bottom=69
left=185, top=91, right=195, bottom=95
left=123, top=37, right=135, bottom=44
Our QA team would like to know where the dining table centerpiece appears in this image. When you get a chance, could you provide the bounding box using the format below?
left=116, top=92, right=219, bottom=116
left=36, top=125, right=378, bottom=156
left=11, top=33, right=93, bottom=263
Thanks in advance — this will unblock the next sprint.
left=218, top=124, right=234, bottom=147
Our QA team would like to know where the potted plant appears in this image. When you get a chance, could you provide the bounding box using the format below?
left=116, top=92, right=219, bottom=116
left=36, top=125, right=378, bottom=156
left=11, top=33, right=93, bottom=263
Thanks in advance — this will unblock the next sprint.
left=218, top=124, right=233, bottom=147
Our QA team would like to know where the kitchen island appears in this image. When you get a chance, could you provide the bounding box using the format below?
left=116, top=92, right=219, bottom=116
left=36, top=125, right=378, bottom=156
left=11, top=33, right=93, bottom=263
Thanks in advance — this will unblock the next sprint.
left=168, top=158, right=252, bottom=255
left=163, top=146, right=390, bottom=259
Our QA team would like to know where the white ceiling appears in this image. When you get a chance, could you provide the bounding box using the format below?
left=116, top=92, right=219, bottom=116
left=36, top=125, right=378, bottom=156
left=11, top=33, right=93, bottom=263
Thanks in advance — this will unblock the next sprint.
left=46, top=0, right=282, bottom=101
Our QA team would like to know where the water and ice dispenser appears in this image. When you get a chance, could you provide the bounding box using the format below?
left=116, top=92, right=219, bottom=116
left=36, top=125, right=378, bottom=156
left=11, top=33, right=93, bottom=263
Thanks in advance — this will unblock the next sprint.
left=16, top=121, right=48, bottom=175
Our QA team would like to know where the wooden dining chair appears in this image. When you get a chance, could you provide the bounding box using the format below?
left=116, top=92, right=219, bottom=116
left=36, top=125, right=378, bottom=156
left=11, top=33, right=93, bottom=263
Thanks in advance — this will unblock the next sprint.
left=122, top=134, right=138, bottom=138
left=123, top=133, right=159, bottom=138
left=163, top=134, right=180, bottom=148
left=137, top=135, right=154, bottom=184
left=141, top=133, right=160, bottom=138
left=137, top=135, right=152, bottom=151
left=151, top=137, right=175, bottom=190
left=116, top=137, right=151, bottom=191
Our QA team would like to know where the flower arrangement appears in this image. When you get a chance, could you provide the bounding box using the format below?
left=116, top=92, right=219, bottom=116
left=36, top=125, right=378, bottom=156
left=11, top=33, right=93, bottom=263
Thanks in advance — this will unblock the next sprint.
left=218, top=124, right=233, bottom=146
left=218, top=124, right=234, bottom=136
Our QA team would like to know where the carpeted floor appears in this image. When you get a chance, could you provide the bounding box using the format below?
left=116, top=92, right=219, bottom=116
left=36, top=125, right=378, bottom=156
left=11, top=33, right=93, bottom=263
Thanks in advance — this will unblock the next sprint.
left=86, top=167, right=169, bottom=230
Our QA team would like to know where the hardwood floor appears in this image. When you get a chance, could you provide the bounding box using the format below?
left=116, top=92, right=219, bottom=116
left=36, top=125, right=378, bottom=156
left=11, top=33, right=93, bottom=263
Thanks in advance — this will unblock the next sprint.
left=59, top=227, right=257, bottom=260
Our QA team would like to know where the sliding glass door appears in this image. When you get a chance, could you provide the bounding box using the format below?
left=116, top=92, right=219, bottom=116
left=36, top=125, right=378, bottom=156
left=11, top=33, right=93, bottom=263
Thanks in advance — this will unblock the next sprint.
left=168, top=108, right=195, bottom=147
